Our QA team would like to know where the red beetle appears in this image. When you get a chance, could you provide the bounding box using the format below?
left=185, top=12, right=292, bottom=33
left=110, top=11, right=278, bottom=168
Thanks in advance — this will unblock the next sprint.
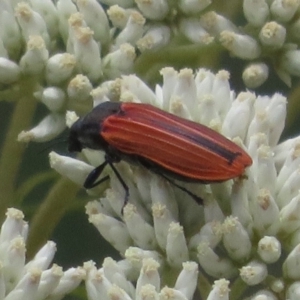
left=68, top=101, right=252, bottom=206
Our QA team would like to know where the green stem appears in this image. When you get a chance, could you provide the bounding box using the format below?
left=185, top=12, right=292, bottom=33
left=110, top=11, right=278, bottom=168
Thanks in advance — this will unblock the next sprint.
left=135, top=43, right=222, bottom=85
left=0, top=79, right=37, bottom=221
left=26, top=178, right=80, bottom=258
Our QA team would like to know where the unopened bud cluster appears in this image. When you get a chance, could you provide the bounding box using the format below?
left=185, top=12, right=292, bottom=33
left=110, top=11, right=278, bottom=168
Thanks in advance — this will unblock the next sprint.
left=0, top=208, right=84, bottom=299
left=2, top=1, right=299, bottom=147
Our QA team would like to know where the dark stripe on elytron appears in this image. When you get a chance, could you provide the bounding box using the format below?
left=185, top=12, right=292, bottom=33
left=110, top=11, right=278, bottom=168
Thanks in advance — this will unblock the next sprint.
left=141, top=118, right=241, bottom=165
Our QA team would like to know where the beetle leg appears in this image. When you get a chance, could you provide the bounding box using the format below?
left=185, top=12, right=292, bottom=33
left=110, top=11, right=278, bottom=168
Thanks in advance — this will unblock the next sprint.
left=157, top=173, right=204, bottom=205
left=105, top=158, right=129, bottom=213
left=84, top=160, right=109, bottom=189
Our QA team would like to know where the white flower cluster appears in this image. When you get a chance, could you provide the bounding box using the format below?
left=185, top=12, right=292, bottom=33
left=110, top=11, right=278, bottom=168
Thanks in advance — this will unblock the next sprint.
left=50, top=67, right=300, bottom=299
left=84, top=259, right=198, bottom=300
left=1, top=0, right=298, bottom=147
left=0, top=208, right=85, bottom=299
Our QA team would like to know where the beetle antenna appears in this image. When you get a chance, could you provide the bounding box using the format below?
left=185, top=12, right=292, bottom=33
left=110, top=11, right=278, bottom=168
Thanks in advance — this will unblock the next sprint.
left=37, top=137, right=68, bottom=155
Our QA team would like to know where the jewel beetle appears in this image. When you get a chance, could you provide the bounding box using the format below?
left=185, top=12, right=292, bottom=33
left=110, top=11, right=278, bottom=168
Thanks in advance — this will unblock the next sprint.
left=68, top=101, right=252, bottom=207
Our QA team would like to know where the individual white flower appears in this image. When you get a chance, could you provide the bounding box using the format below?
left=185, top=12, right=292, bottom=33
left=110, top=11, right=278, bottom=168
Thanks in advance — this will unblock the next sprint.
left=0, top=208, right=85, bottom=299
left=242, top=63, right=269, bottom=89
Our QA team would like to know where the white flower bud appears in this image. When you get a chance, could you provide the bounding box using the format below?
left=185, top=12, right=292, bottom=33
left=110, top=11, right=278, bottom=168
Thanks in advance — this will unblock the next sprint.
left=222, top=91, right=255, bottom=140
left=46, top=53, right=76, bottom=85
left=276, top=143, right=300, bottom=190
left=77, top=0, right=110, bottom=46
left=137, top=25, right=170, bottom=52
left=252, top=189, right=280, bottom=235
left=3, top=236, right=26, bottom=284
left=135, top=0, right=168, bottom=20
left=207, top=279, right=230, bottom=300
left=29, top=0, right=58, bottom=38
left=18, top=114, right=66, bottom=143
left=0, top=208, right=26, bottom=244
left=137, top=284, right=159, bottom=300
left=51, top=266, right=85, bottom=297
left=270, top=0, right=300, bottom=22
left=267, top=94, right=287, bottom=146
left=166, top=223, right=189, bottom=268
left=174, top=262, right=198, bottom=300
left=179, top=18, right=213, bottom=45
left=287, top=281, right=300, bottom=300
left=160, top=287, right=187, bottom=300
left=91, top=87, right=110, bottom=107
left=121, top=75, right=159, bottom=106
left=67, top=74, right=93, bottom=103
left=242, top=63, right=269, bottom=89
left=123, top=204, right=157, bottom=250
left=280, top=49, right=300, bottom=77
left=103, top=258, right=135, bottom=296
left=72, top=26, right=102, bottom=82
left=257, top=236, right=281, bottom=263
left=10, top=268, right=41, bottom=299
left=240, top=260, right=268, bottom=285
left=243, top=0, right=269, bottom=26
left=26, top=241, right=56, bottom=271
left=256, top=145, right=277, bottom=192
left=36, top=264, right=63, bottom=299
left=56, top=0, right=78, bottom=42
left=89, top=213, right=132, bottom=254
left=230, top=179, right=253, bottom=228
left=125, top=247, right=163, bottom=271
left=103, top=43, right=136, bottom=79
left=189, top=221, right=222, bottom=251
left=85, top=263, right=111, bottom=300
left=49, top=151, right=93, bottom=186
left=107, top=5, right=132, bottom=29
left=65, top=110, right=79, bottom=129
left=259, top=22, right=286, bottom=49
left=108, top=284, right=133, bottom=300
left=220, top=31, right=261, bottom=60
left=136, top=258, right=160, bottom=294
left=0, top=57, right=20, bottom=84
left=274, top=136, right=300, bottom=169
left=168, top=68, right=197, bottom=118
left=179, top=0, right=212, bottom=14
left=269, top=278, right=284, bottom=293
left=246, top=93, right=286, bottom=147
left=0, top=10, right=22, bottom=57
left=279, top=193, right=300, bottom=234
left=249, top=290, right=277, bottom=300
left=197, top=242, right=237, bottom=278
left=20, top=35, right=49, bottom=75
left=152, top=203, right=175, bottom=250
left=283, top=243, right=300, bottom=279
left=200, top=11, right=239, bottom=36
left=39, top=87, right=66, bottom=112
left=222, top=216, right=252, bottom=261
left=115, top=11, right=145, bottom=48
left=15, top=2, right=50, bottom=47
left=277, top=170, right=300, bottom=208
left=114, top=11, right=145, bottom=47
